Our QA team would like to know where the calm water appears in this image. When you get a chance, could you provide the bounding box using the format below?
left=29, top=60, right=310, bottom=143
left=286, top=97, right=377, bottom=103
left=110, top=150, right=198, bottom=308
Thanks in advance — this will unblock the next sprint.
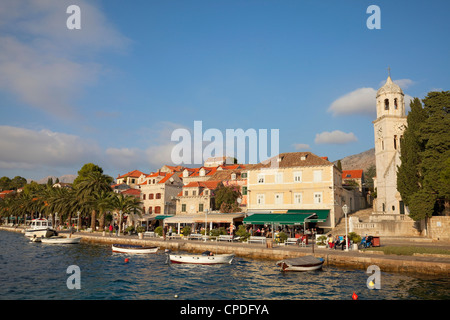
left=0, top=230, right=448, bottom=300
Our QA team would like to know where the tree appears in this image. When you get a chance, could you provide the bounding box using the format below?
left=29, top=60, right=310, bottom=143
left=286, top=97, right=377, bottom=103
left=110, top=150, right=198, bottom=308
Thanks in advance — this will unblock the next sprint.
left=419, top=91, right=450, bottom=215
left=397, top=91, right=450, bottom=221
left=397, top=98, right=427, bottom=214
left=73, top=163, right=104, bottom=188
left=214, top=183, right=242, bottom=213
left=110, top=193, right=142, bottom=234
left=76, top=170, right=113, bottom=231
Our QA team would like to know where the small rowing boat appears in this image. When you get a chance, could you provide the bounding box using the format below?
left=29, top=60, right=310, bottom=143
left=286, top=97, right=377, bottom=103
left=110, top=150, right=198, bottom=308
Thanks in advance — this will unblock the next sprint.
left=167, top=251, right=234, bottom=265
left=40, top=236, right=82, bottom=244
left=276, top=255, right=324, bottom=272
left=112, top=244, right=159, bottom=254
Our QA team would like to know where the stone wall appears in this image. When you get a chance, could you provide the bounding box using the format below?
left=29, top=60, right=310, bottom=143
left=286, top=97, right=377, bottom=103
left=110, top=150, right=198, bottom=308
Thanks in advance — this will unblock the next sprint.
left=350, top=214, right=422, bottom=237
left=428, top=216, right=450, bottom=240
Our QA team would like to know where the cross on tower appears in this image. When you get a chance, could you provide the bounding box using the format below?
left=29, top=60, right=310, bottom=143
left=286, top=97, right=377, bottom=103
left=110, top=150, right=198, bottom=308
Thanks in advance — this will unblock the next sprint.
left=387, top=66, right=391, bottom=77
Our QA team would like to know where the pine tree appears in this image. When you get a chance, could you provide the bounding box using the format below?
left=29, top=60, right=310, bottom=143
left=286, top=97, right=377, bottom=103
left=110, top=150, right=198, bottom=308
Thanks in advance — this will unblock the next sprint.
left=397, top=98, right=427, bottom=214
left=420, top=91, right=450, bottom=215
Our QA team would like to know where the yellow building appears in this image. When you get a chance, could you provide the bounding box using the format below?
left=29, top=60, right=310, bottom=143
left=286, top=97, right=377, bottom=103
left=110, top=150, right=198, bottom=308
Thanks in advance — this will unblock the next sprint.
left=246, top=152, right=346, bottom=230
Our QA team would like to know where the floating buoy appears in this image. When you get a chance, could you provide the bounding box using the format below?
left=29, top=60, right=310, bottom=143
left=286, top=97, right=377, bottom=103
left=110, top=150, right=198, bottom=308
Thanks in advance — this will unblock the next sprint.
left=368, top=280, right=375, bottom=289
left=352, top=292, right=358, bottom=300
left=174, top=294, right=179, bottom=298
left=124, top=258, right=130, bottom=263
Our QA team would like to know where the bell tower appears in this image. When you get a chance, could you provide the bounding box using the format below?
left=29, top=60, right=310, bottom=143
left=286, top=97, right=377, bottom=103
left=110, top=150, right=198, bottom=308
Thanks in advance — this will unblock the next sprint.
left=373, top=71, right=408, bottom=214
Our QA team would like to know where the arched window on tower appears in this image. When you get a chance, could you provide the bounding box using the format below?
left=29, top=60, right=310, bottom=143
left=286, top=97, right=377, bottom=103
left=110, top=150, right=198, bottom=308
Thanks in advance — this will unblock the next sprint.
left=394, top=98, right=398, bottom=109
left=384, top=99, right=389, bottom=110
left=394, top=135, right=397, bottom=150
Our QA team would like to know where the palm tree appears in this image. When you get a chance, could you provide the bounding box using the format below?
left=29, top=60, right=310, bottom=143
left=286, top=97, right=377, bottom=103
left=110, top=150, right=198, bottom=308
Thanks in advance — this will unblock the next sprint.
left=92, top=190, right=115, bottom=231
left=111, top=193, right=143, bottom=235
left=76, top=171, right=113, bottom=231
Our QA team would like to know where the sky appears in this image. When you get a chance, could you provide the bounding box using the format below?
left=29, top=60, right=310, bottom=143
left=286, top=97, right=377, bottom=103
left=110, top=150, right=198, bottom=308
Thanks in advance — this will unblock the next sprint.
left=0, top=0, right=449, bottom=181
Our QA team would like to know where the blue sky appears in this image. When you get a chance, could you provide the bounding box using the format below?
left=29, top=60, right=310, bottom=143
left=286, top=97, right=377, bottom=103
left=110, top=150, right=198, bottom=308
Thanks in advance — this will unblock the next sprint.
left=0, top=0, right=449, bottom=181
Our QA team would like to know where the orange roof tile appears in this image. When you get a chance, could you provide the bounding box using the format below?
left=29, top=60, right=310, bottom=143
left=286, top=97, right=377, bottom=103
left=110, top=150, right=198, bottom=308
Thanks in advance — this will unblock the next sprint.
left=342, top=170, right=363, bottom=179
left=117, top=170, right=145, bottom=179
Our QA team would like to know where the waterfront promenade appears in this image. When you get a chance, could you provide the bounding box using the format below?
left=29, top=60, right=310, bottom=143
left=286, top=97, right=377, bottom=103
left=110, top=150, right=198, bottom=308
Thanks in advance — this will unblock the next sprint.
left=2, top=226, right=449, bottom=276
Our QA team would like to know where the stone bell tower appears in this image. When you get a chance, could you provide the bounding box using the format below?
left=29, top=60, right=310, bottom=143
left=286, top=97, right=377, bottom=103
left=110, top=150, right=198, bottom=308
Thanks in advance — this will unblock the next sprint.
left=373, top=72, right=408, bottom=214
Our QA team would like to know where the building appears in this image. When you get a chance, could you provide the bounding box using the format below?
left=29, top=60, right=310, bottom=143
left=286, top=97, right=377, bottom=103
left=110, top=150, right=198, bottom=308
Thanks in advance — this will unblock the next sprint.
left=373, top=75, right=407, bottom=214
left=342, top=170, right=364, bottom=192
left=246, top=152, right=349, bottom=230
left=176, top=180, right=221, bottom=215
left=138, top=171, right=183, bottom=215
left=116, top=170, right=145, bottom=187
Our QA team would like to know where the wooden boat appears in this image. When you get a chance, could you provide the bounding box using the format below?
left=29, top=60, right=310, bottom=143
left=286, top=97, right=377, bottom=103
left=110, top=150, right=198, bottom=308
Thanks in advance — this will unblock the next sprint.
left=276, top=255, right=324, bottom=272
left=24, top=218, right=57, bottom=238
left=40, top=236, right=82, bottom=244
left=112, top=244, right=159, bottom=254
left=168, top=251, right=235, bottom=265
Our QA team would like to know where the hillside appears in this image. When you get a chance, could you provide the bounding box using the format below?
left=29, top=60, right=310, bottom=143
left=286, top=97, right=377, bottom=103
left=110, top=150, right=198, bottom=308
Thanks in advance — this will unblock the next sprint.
left=29, top=174, right=77, bottom=184
left=334, top=148, right=375, bottom=172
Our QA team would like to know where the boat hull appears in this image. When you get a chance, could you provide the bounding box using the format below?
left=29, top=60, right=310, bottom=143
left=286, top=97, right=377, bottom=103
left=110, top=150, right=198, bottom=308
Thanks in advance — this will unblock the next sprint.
left=169, top=254, right=234, bottom=265
left=276, top=256, right=324, bottom=272
left=41, top=236, right=81, bottom=244
left=112, top=244, right=159, bottom=254
left=24, top=229, right=56, bottom=238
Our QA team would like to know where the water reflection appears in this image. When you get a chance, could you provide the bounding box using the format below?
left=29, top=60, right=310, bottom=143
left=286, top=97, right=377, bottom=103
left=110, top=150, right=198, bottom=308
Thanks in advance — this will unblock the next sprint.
left=0, top=231, right=448, bottom=300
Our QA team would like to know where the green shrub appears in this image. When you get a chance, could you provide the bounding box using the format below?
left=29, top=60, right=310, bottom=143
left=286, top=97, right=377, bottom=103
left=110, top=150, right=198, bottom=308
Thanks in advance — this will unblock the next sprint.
left=136, top=226, right=145, bottom=233
left=348, top=232, right=361, bottom=243
left=317, top=235, right=327, bottom=246
left=155, top=226, right=163, bottom=236
left=278, top=232, right=288, bottom=243
left=181, top=226, right=191, bottom=236
left=235, top=225, right=250, bottom=242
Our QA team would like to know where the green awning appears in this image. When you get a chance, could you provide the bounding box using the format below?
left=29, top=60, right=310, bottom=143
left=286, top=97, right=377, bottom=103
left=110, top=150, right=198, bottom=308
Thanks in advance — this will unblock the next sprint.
left=286, top=209, right=329, bottom=222
left=244, top=213, right=314, bottom=226
left=154, top=215, right=173, bottom=220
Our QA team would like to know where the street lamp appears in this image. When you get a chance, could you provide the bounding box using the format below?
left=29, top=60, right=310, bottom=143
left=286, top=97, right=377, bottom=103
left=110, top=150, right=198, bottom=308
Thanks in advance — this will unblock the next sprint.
left=342, top=204, right=349, bottom=252
left=204, top=208, right=209, bottom=242
left=77, top=211, right=80, bottom=232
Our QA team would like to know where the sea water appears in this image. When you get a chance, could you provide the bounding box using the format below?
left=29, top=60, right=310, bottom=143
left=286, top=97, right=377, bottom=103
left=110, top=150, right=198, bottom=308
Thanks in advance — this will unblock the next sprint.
left=0, top=230, right=448, bottom=300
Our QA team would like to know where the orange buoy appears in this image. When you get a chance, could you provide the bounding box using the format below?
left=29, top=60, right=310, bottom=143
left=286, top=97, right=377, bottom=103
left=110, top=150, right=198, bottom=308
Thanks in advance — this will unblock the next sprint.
left=352, top=292, right=358, bottom=300
left=124, top=258, right=129, bottom=263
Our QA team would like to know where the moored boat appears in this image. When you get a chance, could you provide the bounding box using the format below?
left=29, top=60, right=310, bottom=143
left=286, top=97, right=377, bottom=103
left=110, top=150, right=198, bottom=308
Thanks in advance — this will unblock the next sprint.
left=168, top=251, right=235, bottom=265
left=276, top=255, right=324, bottom=272
left=112, top=244, right=159, bottom=254
left=24, top=218, right=57, bottom=238
left=40, top=236, right=81, bottom=244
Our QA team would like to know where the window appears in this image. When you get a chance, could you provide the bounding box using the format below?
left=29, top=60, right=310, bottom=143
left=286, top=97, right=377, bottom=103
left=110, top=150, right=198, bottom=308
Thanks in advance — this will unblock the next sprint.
left=293, top=171, right=302, bottom=183
left=199, top=203, right=204, bottom=212
left=394, top=135, right=397, bottom=150
left=384, top=99, right=389, bottom=110
left=184, top=191, right=188, bottom=196
left=394, top=98, right=398, bottom=109
left=181, top=204, right=186, bottom=212
left=156, top=193, right=161, bottom=199
left=241, top=172, right=247, bottom=178
left=275, top=193, right=283, bottom=205
left=204, top=190, right=209, bottom=195
left=142, top=194, right=146, bottom=200
left=313, top=170, right=322, bottom=182
left=192, top=190, right=196, bottom=196
left=148, top=207, right=152, bottom=214
left=258, top=174, right=265, bottom=184
left=242, top=186, right=247, bottom=195
left=257, top=194, right=265, bottom=205
left=294, top=193, right=302, bottom=204
left=314, top=192, right=322, bottom=204
left=149, top=193, right=154, bottom=200
left=275, top=172, right=283, bottom=184
left=155, top=206, right=161, bottom=214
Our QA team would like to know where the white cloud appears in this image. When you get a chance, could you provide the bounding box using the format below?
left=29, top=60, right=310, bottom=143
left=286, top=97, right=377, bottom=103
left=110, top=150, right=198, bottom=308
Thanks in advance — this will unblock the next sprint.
left=293, top=143, right=310, bottom=150
left=0, top=125, right=101, bottom=170
left=315, top=130, right=358, bottom=145
left=0, top=0, right=129, bottom=118
left=328, top=88, right=377, bottom=116
left=378, top=78, right=415, bottom=89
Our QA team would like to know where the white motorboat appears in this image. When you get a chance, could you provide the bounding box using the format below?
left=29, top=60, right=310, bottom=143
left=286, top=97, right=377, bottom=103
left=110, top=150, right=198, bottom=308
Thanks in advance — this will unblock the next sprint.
left=112, top=244, right=159, bottom=254
left=40, top=236, right=82, bottom=244
left=24, top=218, right=57, bottom=238
left=276, top=256, right=324, bottom=272
left=168, top=251, right=235, bottom=265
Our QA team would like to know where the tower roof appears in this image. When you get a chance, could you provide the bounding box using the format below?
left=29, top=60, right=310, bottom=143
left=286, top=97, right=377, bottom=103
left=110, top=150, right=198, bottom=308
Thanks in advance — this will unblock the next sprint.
left=377, top=76, right=403, bottom=97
